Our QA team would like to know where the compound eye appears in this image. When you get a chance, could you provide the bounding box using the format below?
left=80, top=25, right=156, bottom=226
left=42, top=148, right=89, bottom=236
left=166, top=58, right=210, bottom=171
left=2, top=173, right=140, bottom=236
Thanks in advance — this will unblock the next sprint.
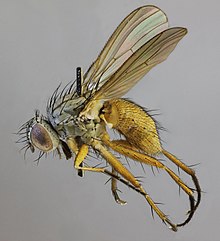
left=30, top=122, right=59, bottom=152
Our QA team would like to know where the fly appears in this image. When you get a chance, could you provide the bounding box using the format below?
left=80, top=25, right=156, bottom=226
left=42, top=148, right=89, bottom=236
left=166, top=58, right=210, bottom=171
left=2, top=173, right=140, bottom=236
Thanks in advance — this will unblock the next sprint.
left=17, top=5, right=201, bottom=231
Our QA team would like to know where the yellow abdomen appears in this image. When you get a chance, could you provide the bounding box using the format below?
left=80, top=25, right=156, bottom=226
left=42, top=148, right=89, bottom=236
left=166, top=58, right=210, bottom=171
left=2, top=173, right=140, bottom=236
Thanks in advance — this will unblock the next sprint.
left=103, top=98, right=162, bottom=155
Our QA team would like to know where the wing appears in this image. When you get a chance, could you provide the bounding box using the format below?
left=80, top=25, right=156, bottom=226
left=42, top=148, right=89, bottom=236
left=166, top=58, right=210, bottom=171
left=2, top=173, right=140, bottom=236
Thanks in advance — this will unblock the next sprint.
left=92, top=27, right=187, bottom=100
left=82, top=5, right=169, bottom=93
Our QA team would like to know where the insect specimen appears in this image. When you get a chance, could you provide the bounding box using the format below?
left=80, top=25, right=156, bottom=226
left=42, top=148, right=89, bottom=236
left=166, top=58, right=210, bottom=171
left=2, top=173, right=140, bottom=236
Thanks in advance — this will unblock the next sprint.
left=17, top=5, right=201, bottom=231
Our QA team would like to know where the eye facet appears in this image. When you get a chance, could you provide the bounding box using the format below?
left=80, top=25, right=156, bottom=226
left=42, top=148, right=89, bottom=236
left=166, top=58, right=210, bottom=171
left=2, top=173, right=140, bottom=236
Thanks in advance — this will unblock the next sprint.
left=29, top=120, right=60, bottom=153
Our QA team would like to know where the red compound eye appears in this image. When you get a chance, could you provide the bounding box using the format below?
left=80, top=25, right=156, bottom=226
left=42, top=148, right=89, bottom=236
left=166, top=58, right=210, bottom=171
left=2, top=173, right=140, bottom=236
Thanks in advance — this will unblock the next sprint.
left=30, top=123, right=54, bottom=152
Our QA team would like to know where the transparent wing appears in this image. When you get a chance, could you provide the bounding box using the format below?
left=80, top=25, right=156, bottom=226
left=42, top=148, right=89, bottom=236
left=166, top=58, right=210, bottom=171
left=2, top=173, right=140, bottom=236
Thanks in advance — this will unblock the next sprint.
left=93, top=27, right=187, bottom=100
left=82, top=5, right=168, bottom=93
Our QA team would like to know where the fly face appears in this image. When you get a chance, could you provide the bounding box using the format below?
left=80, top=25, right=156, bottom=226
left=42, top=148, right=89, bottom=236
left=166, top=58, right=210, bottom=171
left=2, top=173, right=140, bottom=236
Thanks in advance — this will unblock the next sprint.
left=18, top=111, right=60, bottom=156
left=17, top=5, right=201, bottom=231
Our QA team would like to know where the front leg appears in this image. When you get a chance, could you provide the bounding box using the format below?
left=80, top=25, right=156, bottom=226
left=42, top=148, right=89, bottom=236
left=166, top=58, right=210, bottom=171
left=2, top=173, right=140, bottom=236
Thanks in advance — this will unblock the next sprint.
left=70, top=141, right=134, bottom=203
left=67, top=137, right=84, bottom=177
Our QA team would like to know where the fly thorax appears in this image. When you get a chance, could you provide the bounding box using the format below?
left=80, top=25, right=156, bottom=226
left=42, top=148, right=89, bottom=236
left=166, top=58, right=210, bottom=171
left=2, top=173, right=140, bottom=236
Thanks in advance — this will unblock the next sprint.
left=72, top=115, right=105, bottom=144
left=79, top=100, right=104, bottom=122
left=47, top=96, right=86, bottom=132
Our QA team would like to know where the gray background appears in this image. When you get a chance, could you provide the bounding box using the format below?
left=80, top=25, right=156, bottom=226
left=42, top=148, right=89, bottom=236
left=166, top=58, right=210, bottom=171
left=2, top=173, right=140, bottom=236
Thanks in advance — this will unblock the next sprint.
left=0, top=0, right=219, bottom=240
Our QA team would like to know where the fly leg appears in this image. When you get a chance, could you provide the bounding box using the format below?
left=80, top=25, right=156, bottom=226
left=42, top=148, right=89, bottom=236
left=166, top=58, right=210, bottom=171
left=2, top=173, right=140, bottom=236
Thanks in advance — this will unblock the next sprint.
left=67, top=138, right=130, bottom=187
left=67, top=137, right=178, bottom=231
left=92, top=138, right=178, bottom=231
left=67, top=137, right=83, bottom=177
left=101, top=133, right=198, bottom=227
left=102, top=135, right=194, bottom=196
left=162, top=149, right=201, bottom=225
left=67, top=139, right=143, bottom=205
left=111, top=167, right=127, bottom=205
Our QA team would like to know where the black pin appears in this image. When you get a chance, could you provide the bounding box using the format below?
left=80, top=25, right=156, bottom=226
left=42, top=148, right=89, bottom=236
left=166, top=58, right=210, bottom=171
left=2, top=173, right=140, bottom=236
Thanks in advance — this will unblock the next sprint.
left=76, top=67, right=82, bottom=96
left=76, top=67, right=84, bottom=177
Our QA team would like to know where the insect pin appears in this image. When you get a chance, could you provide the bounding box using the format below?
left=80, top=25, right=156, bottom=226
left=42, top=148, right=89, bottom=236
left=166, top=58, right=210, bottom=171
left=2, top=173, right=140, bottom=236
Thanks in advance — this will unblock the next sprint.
left=17, top=5, right=201, bottom=231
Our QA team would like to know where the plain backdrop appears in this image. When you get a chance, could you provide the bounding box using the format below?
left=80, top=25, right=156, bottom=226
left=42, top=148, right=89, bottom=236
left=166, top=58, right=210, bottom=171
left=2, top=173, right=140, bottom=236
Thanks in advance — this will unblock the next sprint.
left=0, top=0, right=219, bottom=241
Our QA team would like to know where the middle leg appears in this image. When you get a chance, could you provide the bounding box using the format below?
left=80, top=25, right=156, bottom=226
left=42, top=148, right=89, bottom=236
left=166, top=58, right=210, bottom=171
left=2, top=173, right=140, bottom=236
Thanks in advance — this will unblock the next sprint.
left=92, top=139, right=178, bottom=231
